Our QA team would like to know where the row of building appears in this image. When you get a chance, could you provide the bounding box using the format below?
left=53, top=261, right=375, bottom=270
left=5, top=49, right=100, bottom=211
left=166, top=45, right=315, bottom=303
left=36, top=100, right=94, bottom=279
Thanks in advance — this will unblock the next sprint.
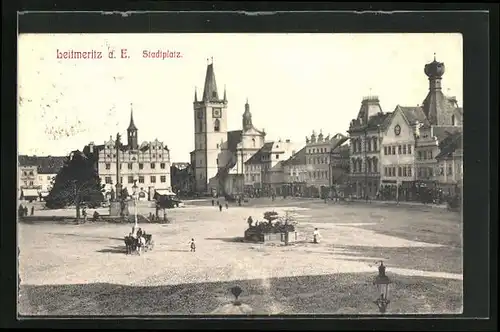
left=189, top=56, right=463, bottom=199
left=18, top=56, right=463, bottom=202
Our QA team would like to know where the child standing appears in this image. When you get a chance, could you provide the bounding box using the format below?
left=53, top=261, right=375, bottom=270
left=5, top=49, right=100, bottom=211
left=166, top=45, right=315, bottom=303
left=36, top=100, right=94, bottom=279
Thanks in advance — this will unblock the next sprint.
left=313, top=228, right=321, bottom=244
left=188, top=238, right=196, bottom=252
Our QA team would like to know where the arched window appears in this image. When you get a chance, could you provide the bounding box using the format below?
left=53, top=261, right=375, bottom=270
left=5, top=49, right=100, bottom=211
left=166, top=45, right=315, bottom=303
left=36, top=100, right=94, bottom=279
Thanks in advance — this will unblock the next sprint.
left=214, top=119, right=220, bottom=132
left=373, top=137, right=378, bottom=151
left=367, top=140, right=372, bottom=152
left=358, top=140, right=362, bottom=152
left=252, top=138, right=256, bottom=147
left=367, top=159, right=372, bottom=173
left=451, top=115, right=455, bottom=126
left=373, top=158, right=378, bottom=173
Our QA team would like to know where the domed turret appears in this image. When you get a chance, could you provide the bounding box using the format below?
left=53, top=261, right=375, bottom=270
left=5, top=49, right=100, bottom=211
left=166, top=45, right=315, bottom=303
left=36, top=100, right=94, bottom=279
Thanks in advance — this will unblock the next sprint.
left=424, top=54, right=445, bottom=79
left=242, top=98, right=253, bottom=131
left=310, top=130, right=317, bottom=143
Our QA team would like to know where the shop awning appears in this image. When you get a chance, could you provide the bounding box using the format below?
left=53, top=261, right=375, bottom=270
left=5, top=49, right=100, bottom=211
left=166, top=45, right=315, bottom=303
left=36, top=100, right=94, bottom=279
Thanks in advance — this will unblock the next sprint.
left=155, top=189, right=175, bottom=196
left=22, top=189, right=39, bottom=197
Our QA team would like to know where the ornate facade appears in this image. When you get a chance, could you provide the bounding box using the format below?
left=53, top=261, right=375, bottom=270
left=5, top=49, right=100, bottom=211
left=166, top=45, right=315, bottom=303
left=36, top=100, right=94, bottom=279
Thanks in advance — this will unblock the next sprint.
left=347, top=96, right=390, bottom=198
left=282, top=132, right=350, bottom=197
left=377, top=56, right=463, bottom=200
left=84, top=107, right=172, bottom=201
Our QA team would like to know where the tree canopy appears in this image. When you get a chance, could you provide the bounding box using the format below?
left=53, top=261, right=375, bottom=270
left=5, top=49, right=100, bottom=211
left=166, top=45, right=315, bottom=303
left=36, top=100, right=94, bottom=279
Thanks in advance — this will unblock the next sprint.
left=45, top=151, right=104, bottom=211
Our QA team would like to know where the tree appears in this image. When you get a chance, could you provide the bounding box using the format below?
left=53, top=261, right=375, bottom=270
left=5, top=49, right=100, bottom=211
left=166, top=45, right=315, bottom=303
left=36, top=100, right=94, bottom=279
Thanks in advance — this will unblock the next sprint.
left=45, top=150, right=104, bottom=218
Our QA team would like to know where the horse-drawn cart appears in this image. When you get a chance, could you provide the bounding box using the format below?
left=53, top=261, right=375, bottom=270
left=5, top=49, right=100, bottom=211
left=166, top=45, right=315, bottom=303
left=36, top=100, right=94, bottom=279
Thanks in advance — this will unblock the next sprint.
left=124, top=234, right=155, bottom=255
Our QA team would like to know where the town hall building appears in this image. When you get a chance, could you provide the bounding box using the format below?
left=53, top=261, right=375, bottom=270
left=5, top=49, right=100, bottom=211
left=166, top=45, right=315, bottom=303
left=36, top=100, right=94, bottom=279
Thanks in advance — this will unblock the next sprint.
left=83, top=106, right=172, bottom=201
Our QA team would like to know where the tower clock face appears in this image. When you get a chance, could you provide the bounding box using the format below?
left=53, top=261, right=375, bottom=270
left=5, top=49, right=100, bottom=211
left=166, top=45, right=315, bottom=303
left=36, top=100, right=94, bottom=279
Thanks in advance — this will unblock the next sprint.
left=212, top=108, right=222, bottom=118
left=197, top=110, right=203, bottom=119
left=394, top=124, right=401, bottom=136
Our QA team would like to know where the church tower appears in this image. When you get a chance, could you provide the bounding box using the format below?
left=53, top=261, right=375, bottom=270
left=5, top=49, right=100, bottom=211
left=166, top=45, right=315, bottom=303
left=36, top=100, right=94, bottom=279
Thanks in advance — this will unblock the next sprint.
left=127, top=104, right=138, bottom=150
left=422, top=55, right=455, bottom=126
left=193, top=59, right=228, bottom=192
left=242, top=98, right=252, bottom=131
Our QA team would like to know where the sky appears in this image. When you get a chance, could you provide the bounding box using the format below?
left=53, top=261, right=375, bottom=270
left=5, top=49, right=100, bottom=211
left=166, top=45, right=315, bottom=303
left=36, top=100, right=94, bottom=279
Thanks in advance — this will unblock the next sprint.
left=18, top=33, right=463, bottom=162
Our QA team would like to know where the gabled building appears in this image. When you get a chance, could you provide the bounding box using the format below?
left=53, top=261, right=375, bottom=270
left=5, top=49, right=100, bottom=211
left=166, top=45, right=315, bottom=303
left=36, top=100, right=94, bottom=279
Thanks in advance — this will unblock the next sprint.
left=414, top=56, right=463, bottom=188
left=242, top=140, right=296, bottom=196
left=18, top=155, right=67, bottom=200
left=434, top=131, right=463, bottom=196
left=83, top=106, right=172, bottom=201
left=280, top=133, right=350, bottom=198
left=378, top=56, right=463, bottom=201
left=348, top=96, right=391, bottom=198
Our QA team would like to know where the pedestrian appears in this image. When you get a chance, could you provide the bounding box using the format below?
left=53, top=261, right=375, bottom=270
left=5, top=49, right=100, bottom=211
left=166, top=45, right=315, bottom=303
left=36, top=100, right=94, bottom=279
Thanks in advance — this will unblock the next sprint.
left=188, top=238, right=196, bottom=252
left=18, top=204, right=24, bottom=218
left=219, top=204, right=223, bottom=212
left=24, top=206, right=28, bottom=216
left=313, top=228, right=321, bottom=244
left=82, top=207, right=87, bottom=222
left=31, top=206, right=35, bottom=216
left=212, top=199, right=215, bottom=206
left=225, top=202, right=228, bottom=209
left=216, top=200, right=219, bottom=206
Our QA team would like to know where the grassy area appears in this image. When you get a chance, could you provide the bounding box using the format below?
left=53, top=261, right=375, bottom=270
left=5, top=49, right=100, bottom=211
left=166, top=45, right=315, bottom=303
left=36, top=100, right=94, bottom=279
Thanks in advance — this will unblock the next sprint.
left=360, top=210, right=462, bottom=247
left=19, top=273, right=462, bottom=316
left=332, top=245, right=462, bottom=274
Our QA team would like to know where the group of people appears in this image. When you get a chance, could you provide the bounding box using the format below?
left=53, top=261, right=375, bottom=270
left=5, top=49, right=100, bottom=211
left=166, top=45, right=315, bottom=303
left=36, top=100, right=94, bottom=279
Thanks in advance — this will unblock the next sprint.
left=212, top=199, right=229, bottom=211
left=18, top=204, right=34, bottom=218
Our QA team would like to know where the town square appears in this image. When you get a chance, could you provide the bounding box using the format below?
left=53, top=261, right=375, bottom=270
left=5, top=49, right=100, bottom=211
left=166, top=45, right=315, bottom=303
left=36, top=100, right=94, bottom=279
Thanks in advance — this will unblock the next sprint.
left=18, top=197, right=462, bottom=315
left=17, top=33, right=463, bottom=316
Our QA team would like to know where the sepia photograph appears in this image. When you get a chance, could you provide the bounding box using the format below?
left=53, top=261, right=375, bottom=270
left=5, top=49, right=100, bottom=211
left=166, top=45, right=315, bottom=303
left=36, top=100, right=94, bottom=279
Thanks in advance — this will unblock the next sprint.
left=17, top=32, right=464, bottom=316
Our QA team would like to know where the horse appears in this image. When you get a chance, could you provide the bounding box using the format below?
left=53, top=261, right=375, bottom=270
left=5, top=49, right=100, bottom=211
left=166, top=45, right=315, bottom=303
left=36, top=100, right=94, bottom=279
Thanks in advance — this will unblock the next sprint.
left=124, top=235, right=139, bottom=255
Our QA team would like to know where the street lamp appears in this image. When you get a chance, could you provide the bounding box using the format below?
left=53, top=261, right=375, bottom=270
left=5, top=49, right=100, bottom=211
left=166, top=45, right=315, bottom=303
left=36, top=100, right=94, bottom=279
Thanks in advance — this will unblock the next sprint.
left=373, top=261, right=392, bottom=313
left=132, top=179, right=138, bottom=231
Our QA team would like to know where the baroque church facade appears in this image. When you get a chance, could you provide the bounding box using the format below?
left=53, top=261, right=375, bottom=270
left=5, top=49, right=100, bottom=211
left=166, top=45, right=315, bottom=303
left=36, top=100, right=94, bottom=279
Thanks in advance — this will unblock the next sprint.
left=190, top=60, right=266, bottom=195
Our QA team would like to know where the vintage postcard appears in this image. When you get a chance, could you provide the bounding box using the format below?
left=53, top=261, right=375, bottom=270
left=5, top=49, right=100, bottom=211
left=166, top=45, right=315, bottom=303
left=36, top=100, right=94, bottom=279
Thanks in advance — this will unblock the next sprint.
left=17, top=32, right=463, bottom=316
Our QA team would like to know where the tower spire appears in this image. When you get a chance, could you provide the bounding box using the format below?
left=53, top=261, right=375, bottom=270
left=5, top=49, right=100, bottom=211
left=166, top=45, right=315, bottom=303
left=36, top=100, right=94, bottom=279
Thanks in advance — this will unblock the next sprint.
left=202, top=59, right=219, bottom=101
left=127, top=103, right=138, bottom=149
left=194, top=86, right=198, bottom=102
left=127, top=103, right=137, bottom=131
left=242, top=98, right=252, bottom=131
left=223, top=85, right=227, bottom=102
